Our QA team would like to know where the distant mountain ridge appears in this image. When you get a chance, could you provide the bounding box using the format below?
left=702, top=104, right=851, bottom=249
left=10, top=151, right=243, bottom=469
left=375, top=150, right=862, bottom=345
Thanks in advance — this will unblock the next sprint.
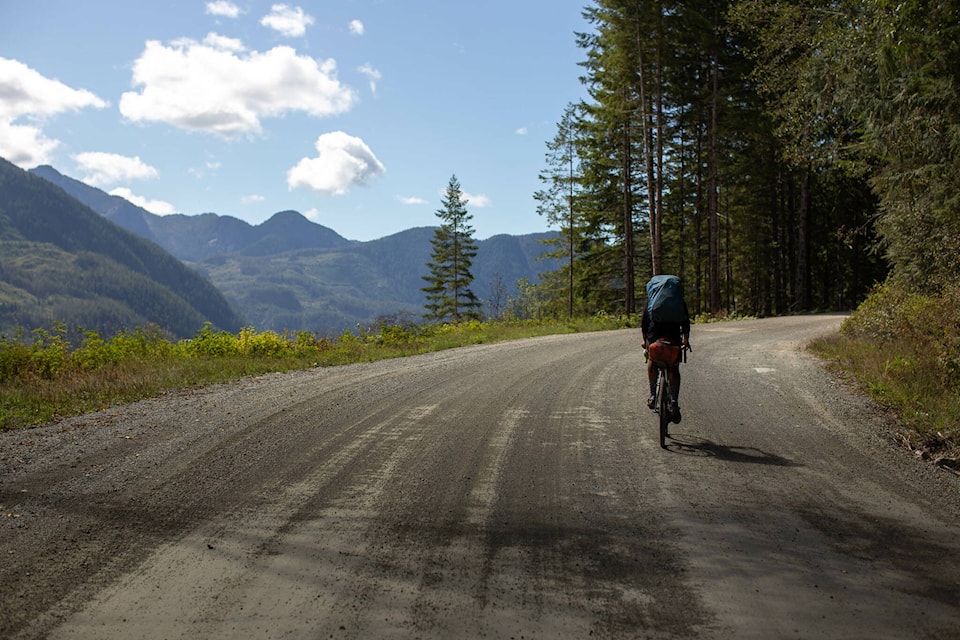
left=30, top=166, right=353, bottom=262
left=0, top=158, right=244, bottom=339
left=30, top=165, right=558, bottom=335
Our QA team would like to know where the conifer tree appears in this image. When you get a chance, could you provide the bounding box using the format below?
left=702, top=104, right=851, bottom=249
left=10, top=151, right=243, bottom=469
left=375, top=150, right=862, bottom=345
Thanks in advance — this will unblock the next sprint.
left=535, top=103, right=584, bottom=318
left=421, top=175, right=482, bottom=323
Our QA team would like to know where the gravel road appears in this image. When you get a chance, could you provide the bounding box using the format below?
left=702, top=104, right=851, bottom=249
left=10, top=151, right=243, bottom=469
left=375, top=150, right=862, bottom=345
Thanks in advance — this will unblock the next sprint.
left=1, top=315, right=958, bottom=639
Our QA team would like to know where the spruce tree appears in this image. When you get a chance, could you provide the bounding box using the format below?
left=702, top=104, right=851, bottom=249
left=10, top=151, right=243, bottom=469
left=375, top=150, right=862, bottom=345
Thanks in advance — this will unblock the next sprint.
left=535, top=103, right=584, bottom=318
left=421, top=175, right=482, bottom=323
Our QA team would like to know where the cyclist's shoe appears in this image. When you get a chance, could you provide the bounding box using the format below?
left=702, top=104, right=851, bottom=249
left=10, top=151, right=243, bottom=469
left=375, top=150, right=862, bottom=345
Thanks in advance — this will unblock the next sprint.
left=670, top=402, right=682, bottom=424
left=647, top=394, right=656, bottom=410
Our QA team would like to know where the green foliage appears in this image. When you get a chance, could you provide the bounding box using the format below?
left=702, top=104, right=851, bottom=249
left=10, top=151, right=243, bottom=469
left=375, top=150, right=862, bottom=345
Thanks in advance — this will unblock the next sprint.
left=422, top=175, right=483, bottom=323
left=72, top=325, right=172, bottom=371
left=812, top=280, right=960, bottom=457
left=728, top=0, right=959, bottom=291
left=858, top=0, right=960, bottom=289
left=176, top=323, right=241, bottom=358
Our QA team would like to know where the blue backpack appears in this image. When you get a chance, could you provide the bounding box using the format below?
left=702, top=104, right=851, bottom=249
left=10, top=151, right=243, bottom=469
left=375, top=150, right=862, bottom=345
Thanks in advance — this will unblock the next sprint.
left=646, top=275, right=687, bottom=323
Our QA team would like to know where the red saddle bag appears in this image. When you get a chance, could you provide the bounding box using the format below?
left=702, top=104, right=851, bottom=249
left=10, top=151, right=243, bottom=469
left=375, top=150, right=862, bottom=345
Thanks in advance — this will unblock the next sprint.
left=648, top=339, right=681, bottom=365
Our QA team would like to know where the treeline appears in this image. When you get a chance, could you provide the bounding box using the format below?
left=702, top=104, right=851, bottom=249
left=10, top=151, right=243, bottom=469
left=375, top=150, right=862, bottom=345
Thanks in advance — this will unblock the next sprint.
left=536, top=0, right=957, bottom=318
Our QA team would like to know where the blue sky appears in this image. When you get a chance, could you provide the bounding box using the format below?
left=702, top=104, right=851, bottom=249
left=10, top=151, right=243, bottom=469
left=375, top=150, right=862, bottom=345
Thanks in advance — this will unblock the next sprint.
left=0, top=1, right=590, bottom=241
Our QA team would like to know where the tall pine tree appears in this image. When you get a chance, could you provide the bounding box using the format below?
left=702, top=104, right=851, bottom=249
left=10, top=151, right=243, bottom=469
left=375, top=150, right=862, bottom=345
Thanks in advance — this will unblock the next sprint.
left=535, top=103, right=585, bottom=318
left=422, top=175, right=482, bottom=323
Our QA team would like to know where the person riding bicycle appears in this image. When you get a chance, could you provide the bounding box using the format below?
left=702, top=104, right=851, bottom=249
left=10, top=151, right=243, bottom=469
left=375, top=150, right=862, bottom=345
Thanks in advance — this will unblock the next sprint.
left=641, top=275, right=691, bottom=422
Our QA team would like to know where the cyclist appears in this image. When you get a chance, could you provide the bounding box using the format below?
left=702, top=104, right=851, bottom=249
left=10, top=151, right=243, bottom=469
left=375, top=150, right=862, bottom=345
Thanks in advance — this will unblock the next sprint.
left=641, top=276, right=691, bottom=422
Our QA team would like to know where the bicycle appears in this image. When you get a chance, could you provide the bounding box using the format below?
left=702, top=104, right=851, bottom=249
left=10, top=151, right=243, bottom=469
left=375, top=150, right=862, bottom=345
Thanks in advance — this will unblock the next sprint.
left=647, top=340, right=690, bottom=448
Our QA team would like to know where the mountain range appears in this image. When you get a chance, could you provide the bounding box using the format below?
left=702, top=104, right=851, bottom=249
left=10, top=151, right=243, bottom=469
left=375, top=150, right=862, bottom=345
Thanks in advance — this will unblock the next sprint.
left=0, top=158, right=244, bottom=339
left=1, top=162, right=556, bottom=338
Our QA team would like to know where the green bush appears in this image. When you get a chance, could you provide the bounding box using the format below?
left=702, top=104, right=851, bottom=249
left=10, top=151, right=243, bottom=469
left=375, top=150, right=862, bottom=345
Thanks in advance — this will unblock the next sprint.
left=0, top=333, right=32, bottom=382
left=817, top=279, right=960, bottom=457
left=176, top=323, right=239, bottom=358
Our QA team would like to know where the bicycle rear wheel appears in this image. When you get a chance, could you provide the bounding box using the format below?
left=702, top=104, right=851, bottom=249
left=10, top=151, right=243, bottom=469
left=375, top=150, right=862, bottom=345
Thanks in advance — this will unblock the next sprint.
left=657, top=368, right=669, bottom=448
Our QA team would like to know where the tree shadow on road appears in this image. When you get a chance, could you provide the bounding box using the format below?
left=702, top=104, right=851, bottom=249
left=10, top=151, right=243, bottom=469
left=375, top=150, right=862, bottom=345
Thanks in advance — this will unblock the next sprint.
left=664, top=433, right=801, bottom=467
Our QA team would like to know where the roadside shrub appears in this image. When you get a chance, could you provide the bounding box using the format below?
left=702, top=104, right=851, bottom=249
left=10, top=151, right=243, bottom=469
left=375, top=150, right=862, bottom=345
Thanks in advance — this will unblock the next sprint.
left=236, top=327, right=292, bottom=357
left=176, top=323, right=239, bottom=358
left=844, top=280, right=960, bottom=390
left=28, top=325, right=71, bottom=379
left=292, top=330, right=329, bottom=353
left=71, top=331, right=114, bottom=371
left=842, top=281, right=939, bottom=343
left=0, top=333, right=32, bottom=382
left=821, top=279, right=960, bottom=457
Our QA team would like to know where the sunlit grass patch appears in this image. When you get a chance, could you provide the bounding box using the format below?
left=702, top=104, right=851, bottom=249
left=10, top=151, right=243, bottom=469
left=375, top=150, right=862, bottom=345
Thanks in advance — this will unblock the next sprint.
left=1, top=314, right=638, bottom=431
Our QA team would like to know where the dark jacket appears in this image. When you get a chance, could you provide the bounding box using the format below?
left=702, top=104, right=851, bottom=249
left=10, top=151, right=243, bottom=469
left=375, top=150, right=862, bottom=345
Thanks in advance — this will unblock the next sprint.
left=641, top=303, right=690, bottom=345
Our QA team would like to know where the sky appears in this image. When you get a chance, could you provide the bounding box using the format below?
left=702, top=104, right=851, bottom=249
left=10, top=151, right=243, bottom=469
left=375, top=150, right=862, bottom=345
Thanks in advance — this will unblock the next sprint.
left=0, top=1, right=591, bottom=242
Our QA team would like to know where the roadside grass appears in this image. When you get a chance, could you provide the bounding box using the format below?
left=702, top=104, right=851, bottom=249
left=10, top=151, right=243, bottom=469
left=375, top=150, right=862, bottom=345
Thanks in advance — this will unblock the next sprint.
left=0, top=315, right=638, bottom=431
left=809, top=281, right=960, bottom=464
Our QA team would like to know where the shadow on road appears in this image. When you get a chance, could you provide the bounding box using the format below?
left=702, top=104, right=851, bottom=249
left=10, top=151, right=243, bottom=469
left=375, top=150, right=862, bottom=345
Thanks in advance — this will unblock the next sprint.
left=664, top=433, right=801, bottom=467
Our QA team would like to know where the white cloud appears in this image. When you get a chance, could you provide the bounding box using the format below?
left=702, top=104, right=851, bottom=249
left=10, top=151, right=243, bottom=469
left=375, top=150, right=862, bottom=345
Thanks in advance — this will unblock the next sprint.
left=203, top=32, right=245, bottom=52
left=109, top=187, right=177, bottom=215
left=119, top=35, right=355, bottom=137
left=463, top=192, right=491, bottom=207
left=287, top=131, right=385, bottom=196
left=436, top=187, right=490, bottom=208
left=357, top=64, right=381, bottom=94
left=0, top=57, right=108, bottom=167
left=396, top=195, right=427, bottom=206
left=515, top=127, right=528, bottom=135
left=72, top=152, right=158, bottom=187
left=241, top=194, right=264, bottom=204
left=261, top=4, right=314, bottom=37
left=0, top=120, right=60, bottom=168
left=206, top=1, right=241, bottom=18
left=349, top=20, right=365, bottom=36
left=303, top=207, right=321, bottom=221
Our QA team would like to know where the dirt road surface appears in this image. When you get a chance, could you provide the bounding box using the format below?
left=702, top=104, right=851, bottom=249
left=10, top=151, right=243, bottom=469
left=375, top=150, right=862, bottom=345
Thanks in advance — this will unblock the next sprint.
left=2, top=315, right=958, bottom=639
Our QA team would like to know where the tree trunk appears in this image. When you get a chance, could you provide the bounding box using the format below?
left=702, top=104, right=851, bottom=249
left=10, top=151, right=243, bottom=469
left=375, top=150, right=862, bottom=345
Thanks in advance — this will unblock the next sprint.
left=708, top=47, right=721, bottom=314
left=694, top=104, right=705, bottom=316
left=795, top=165, right=811, bottom=310
left=623, top=119, right=635, bottom=315
left=639, top=29, right=660, bottom=277
left=655, top=0, right=664, bottom=274
left=568, top=154, right=575, bottom=319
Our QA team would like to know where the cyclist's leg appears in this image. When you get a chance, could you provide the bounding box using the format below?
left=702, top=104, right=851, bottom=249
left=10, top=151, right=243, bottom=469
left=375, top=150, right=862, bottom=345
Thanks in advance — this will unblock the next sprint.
left=646, top=358, right=658, bottom=408
left=668, top=361, right=682, bottom=422
left=668, top=362, right=681, bottom=404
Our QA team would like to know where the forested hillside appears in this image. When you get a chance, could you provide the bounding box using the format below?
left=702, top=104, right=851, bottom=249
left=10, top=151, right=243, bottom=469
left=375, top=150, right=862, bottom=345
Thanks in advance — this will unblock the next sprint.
left=0, top=158, right=244, bottom=339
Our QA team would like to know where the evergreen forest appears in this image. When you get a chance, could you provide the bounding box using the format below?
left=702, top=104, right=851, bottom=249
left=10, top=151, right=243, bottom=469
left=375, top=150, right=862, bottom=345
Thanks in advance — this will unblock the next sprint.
left=535, top=0, right=958, bottom=319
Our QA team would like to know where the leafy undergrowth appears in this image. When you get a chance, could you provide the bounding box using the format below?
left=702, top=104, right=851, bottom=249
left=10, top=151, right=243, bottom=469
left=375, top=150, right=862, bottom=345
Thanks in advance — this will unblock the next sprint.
left=1, top=314, right=639, bottom=431
left=810, top=281, right=960, bottom=469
